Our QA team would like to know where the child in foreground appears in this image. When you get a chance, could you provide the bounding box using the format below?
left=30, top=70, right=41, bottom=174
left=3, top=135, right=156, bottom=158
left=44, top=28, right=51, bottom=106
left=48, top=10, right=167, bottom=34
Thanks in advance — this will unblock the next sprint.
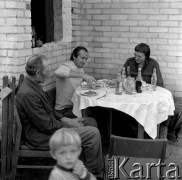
left=49, top=128, right=96, bottom=180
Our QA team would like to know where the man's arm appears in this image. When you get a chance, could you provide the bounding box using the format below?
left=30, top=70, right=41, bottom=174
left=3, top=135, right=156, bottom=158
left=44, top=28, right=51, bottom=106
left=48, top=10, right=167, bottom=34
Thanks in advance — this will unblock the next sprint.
left=55, top=64, right=96, bottom=86
left=18, top=93, right=69, bottom=134
left=155, top=62, right=164, bottom=87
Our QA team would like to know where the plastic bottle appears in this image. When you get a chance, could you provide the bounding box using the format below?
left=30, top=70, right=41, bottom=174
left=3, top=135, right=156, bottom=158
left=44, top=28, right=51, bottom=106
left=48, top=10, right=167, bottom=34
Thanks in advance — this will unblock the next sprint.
left=32, top=26, right=37, bottom=48
left=115, top=69, right=122, bottom=95
left=136, top=68, right=143, bottom=93
left=151, top=68, right=157, bottom=91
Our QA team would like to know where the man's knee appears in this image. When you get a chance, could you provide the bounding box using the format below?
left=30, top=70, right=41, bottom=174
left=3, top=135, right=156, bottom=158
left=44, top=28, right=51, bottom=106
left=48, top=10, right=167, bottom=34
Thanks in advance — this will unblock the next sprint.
left=83, top=117, right=98, bottom=128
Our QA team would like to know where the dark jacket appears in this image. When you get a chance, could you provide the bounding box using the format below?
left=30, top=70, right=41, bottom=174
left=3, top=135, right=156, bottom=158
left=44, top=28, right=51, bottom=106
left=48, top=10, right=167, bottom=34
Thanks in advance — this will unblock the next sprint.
left=16, top=77, right=69, bottom=149
left=124, top=57, right=164, bottom=87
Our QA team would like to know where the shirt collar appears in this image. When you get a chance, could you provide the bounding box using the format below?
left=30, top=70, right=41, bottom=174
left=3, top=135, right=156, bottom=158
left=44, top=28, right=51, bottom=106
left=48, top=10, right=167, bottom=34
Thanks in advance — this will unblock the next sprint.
left=56, top=164, right=73, bottom=173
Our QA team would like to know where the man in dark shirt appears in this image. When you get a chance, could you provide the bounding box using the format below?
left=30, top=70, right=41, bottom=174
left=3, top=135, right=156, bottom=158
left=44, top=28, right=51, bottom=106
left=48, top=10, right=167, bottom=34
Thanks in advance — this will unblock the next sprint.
left=16, top=54, right=103, bottom=178
left=124, top=43, right=163, bottom=87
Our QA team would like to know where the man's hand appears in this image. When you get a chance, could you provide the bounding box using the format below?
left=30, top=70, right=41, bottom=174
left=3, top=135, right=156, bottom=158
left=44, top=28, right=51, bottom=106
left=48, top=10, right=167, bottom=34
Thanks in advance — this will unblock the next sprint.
left=61, top=117, right=84, bottom=128
left=82, top=74, right=97, bottom=87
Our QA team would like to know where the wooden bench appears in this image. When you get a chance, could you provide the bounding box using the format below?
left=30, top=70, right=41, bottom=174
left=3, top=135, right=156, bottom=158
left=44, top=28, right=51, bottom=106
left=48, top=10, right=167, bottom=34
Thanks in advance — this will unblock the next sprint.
left=1, top=74, right=56, bottom=180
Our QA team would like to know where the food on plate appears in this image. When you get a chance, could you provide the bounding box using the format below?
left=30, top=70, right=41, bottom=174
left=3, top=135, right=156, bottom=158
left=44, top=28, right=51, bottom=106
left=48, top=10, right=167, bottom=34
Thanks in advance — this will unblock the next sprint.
left=82, top=90, right=97, bottom=96
left=81, top=81, right=102, bottom=89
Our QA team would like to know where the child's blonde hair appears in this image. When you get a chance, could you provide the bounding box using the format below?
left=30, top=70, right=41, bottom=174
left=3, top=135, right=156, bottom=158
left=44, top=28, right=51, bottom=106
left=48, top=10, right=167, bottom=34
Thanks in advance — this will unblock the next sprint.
left=49, top=128, right=81, bottom=156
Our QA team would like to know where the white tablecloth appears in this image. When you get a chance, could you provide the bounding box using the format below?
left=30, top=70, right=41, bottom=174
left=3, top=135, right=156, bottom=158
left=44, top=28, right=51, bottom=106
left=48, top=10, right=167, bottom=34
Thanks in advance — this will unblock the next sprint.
left=71, top=86, right=175, bottom=139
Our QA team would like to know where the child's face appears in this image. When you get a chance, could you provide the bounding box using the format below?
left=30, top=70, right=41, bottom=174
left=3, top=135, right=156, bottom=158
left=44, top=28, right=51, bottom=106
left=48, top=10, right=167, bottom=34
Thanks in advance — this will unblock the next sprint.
left=53, top=144, right=81, bottom=169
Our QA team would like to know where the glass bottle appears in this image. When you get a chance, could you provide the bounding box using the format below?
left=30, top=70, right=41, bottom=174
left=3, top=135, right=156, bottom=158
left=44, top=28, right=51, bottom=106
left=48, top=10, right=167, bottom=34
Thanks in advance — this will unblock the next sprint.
left=32, top=26, right=37, bottom=48
left=121, top=67, right=127, bottom=91
left=151, top=68, right=157, bottom=91
left=115, top=69, right=122, bottom=95
left=127, top=66, right=131, bottom=78
left=136, top=68, right=143, bottom=93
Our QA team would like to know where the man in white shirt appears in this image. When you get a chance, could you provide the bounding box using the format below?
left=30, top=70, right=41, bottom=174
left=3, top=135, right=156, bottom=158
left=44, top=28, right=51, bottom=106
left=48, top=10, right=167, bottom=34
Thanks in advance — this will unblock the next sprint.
left=55, top=46, right=97, bottom=126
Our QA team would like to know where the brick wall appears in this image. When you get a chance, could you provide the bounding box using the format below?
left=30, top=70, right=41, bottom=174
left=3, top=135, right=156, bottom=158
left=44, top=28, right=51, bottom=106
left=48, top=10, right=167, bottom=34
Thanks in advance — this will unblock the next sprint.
left=72, top=0, right=182, bottom=109
left=0, top=0, right=72, bottom=132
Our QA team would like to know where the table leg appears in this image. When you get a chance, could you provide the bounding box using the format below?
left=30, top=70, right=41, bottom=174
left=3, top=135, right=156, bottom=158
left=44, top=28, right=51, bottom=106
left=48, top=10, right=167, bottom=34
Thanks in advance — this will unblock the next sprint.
left=108, top=109, right=112, bottom=141
left=159, top=124, right=168, bottom=139
left=138, top=123, right=144, bottom=139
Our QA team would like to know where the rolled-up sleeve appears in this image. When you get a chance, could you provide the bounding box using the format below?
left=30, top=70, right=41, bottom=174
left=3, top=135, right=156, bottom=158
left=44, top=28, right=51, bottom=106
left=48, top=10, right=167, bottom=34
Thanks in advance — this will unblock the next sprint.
left=55, top=64, right=71, bottom=78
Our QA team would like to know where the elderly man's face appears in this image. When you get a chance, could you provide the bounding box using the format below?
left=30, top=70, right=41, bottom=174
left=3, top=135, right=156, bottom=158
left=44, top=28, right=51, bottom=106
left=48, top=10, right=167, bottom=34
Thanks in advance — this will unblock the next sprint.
left=134, top=51, right=146, bottom=65
left=37, top=60, right=50, bottom=83
left=73, top=49, right=88, bottom=68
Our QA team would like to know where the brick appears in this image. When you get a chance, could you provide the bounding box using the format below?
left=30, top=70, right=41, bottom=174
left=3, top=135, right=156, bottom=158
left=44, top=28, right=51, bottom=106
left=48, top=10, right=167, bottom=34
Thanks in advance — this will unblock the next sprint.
left=160, top=9, right=179, bottom=15
left=103, top=20, right=119, bottom=26
left=0, top=9, right=16, bottom=17
left=139, top=33, right=158, bottom=38
left=0, top=41, right=24, bottom=49
left=0, top=50, right=7, bottom=56
left=104, top=32, right=120, bottom=37
left=102, top=9, right=120, bottom=14
left=0, top=26, right=24, bottom=33
left=94, top=3, right=111, bottom=8
left=6, top=2, right=25, bottom=9
left=169, top=15, right=182, bottom=20
left=102, top=43, right=120, bottom=48
left=149, top=27, right=168, bottom=33
left=82, top=4, right=92, bottom=8
left=149, top=15, right=168, bottom=20
left=140, top=9, right=159, bottom=14
left=16, top=10, right=24, bottom=17
left=170, top=3, right=182, bottom=8
left=0, top=2, right=5, bottom=8
left=130, top=27, right=148, bottom=32
left=111, top=15, right=127, bottom=20
left=149, top=39, right=167, bottom=44
left=167, top=51, right=182, bottom=57
left=93, top=37, right=110, bottom=42
left=84, top=0, right=101, bottom=3
left=93, top=15, right=110, bottom=20
left=102, top=52, right=120, bottom=58
left=95, top=68, right=110, bottom=74
left=139, top=21, right=158, bottom=26
left=159, top=33, right=178, bottom=39
left=93, top=48, right=110, bottom=53
left=86, top=9, right=101, bottom=14
left=0, top=34, right=7, bottom=41
left=18, top=49, right=32, bottom=57
left=24, top=10, right=31, bottom=18
left=120, top=9, right=138, bottom=14
left=112, top=37, right=128, bottom=43
left=95, top=26, right=111, bottom=31
left=129, top=15, right=147, bottom=20
left=0, top=18, right=5, bottom=25
left=169, top=40, right=182, bottom=45
left=112, top=27, right=129, bottom=31
left=17, top=18, right=31, bottom=26
left=120, top=32, right=138, bottom=38
left=169, top=28, right=182, bottom=33
left=159, top=21, right=178, bottom=27
left=168, top=63, right=182, bottom=69
left=90, top=63, right=102, bottom=68
left=89, top=20, right=101, bottom=26
left=120, top=21, right=138, bottom=26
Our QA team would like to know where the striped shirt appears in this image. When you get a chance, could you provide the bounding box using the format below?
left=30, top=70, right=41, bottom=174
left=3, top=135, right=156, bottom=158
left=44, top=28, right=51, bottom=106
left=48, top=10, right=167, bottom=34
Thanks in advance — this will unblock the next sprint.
left=49, top=165, right=96, bottom=180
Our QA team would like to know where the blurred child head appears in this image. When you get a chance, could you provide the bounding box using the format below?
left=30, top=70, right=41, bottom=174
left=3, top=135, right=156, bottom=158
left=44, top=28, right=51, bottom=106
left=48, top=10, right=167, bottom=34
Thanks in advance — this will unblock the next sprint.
left=49, top=128, right=82, bottom=169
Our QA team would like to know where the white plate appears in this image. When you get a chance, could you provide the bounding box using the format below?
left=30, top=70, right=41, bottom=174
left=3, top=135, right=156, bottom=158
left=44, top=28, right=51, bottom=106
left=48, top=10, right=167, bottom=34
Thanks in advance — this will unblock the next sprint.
left=80, top=90, right=98, bottom=97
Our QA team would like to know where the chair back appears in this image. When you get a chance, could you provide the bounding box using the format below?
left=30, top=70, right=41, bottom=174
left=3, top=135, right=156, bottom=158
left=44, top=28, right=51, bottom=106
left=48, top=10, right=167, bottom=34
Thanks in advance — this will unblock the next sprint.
left=1, top=74, right=54, bottom=180
left=1, top=76, right=17, bottom=180
left=104, top=135, right=167, bottom=180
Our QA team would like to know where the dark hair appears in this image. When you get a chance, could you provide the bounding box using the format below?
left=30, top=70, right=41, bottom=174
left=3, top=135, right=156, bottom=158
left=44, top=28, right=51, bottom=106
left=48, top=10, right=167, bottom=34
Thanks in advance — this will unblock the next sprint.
left=70, top=46, right=88, bottom=61
left=25, top=55, right=46, bottom=76
left=135, top=43, right=150, bottom=59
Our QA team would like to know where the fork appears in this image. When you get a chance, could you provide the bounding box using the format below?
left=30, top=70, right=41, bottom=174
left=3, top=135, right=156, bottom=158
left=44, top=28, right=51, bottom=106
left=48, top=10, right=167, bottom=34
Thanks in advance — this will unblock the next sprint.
left=96, top=90, right=107, bottom=100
